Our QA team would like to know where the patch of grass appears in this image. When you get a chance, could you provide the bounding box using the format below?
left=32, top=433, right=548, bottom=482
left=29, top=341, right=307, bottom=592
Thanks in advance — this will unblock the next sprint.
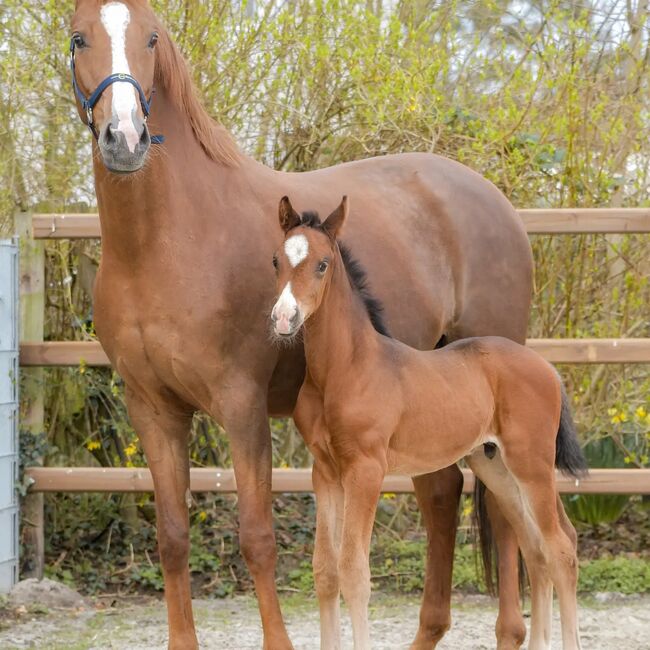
left=578, top=556, right=650, bottom=594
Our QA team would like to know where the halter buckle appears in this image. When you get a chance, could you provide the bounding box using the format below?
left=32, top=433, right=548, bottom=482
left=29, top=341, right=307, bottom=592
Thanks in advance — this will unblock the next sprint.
left=86, top=105, right=93, bottom=126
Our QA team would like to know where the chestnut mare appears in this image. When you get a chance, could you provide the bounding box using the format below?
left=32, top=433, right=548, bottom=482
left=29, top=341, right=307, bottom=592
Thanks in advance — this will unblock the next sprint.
left=71, top=1, right=533, bottom=648
left=271, top=197, right=587, bottom=650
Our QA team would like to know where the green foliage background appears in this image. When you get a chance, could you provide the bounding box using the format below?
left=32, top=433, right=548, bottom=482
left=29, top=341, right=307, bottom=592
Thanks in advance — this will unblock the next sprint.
left=1, top=0, right=649, bottom=594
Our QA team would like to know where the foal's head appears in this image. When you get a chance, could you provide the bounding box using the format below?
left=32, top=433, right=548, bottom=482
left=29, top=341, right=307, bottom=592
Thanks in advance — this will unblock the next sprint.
left=71, top=1, right=160, bottom=172
left=270, top=196, right=348, bottom=338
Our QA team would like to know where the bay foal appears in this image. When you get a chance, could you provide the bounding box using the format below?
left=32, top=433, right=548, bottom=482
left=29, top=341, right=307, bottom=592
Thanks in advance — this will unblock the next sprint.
left=271, top=197, right=587, bottom=650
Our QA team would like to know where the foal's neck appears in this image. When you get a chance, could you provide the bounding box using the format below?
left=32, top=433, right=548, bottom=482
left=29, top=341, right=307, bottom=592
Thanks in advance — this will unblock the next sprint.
left=303, top=253, right=381, bottom=390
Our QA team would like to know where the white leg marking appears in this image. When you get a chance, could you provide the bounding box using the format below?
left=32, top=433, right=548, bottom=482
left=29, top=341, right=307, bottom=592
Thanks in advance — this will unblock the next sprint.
left=100, top=2, right=140, bottom=153
left=284, top=234, right=309, bottom=267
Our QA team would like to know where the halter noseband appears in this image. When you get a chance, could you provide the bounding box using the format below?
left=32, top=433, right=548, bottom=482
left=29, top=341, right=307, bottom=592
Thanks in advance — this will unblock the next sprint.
left=69, top=38, right=164, bottom=145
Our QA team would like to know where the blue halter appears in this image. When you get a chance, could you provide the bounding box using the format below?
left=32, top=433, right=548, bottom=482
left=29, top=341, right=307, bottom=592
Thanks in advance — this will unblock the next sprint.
left=69, top=38, right=164, bottom=145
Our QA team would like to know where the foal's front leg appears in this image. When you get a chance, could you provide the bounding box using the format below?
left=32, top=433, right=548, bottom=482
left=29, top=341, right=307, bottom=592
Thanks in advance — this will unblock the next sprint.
left=312, top=461, right=344, bottom=649
left=338, top=457, right=385, bottom=650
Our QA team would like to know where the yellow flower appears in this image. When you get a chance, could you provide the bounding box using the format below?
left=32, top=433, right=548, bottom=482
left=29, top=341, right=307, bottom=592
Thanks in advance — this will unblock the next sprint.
left=198, top=511, right=207, bottom=522
left=382, top=492, right=396, bottom=500
left=124, top=443, right=137, bottom=457
left=635, top=406, right=647, bottom=420
left=607, top=407, right=617, bottom=417
left=86, top=440, right=100, bottom=451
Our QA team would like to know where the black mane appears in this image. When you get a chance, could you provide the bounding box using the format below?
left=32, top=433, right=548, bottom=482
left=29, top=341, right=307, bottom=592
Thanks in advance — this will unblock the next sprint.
left=297, top=211, right=391, bottom=337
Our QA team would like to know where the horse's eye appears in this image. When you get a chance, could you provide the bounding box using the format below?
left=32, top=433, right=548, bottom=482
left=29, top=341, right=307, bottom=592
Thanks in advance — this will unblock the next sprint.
left=72, top=33, right=86, bottom=49
left=148, top=32, right=159, bottom=49
left=272, top=255, right=279, bottom=270
left=317, top=260, right=329, bottom=274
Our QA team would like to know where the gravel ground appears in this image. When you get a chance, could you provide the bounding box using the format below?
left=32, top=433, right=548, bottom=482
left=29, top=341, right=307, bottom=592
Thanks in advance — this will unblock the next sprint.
left=1, top=592, right=648, bottom=649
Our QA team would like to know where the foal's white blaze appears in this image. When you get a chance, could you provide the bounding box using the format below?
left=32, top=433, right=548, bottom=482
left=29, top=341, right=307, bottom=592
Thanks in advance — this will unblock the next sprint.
left=100, top=2, right=140, bottom=153
left=284, top=234, right=309, bottom=267
left=273, top=282, right=299, bottom=334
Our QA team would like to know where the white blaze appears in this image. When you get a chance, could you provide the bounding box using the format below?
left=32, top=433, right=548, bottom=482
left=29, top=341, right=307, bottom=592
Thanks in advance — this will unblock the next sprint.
left=284, top=234, right=309, bottom=267
left=100, top=2, right=140, bottom=153
left=272, top=282, right=299, bottom=334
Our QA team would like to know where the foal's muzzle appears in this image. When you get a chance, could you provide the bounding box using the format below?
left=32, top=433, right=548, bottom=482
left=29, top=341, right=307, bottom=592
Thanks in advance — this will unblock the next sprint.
left=271, top=308, right=303, bottom=337
left=98, top=116, right=151, bottom=173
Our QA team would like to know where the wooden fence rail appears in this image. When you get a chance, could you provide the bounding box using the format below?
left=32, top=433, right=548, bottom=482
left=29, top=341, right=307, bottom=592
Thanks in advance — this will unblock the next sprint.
left=24, top=467, right=650, bottom=495
left=31, top=208, right=650, bottom=238
left=18, top=338, right=650, bottom=367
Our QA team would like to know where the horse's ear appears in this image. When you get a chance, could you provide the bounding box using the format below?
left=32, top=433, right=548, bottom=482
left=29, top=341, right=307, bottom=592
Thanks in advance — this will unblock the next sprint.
left=322, top=196, right=348, bottom=239
left=279, top=196, right=302, bottom=233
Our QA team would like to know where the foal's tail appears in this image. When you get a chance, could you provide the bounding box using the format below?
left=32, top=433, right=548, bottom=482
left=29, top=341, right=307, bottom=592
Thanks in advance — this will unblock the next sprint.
left=555, top=380, right=588, bottom=478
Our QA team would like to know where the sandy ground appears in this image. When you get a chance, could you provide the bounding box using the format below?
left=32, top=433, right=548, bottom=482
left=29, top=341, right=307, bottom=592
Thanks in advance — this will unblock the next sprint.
left=1, top=592, right=648, bottom=649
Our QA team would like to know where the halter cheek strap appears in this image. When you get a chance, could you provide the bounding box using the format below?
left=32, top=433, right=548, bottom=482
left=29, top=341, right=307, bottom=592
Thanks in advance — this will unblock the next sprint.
left=70, top=38, right=164, bottom=145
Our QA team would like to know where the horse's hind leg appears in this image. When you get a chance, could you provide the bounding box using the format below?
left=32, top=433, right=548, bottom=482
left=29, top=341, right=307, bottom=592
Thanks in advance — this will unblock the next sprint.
left=409, top=466, right=463, bottom=649
left=485, top=490, right=527, bottom=650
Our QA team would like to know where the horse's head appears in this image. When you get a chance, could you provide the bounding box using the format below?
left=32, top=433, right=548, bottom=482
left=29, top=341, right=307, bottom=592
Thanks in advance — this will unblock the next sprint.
left=271, top=196, right=348, bottom=338
left=71, top=1, right=160, bottom=173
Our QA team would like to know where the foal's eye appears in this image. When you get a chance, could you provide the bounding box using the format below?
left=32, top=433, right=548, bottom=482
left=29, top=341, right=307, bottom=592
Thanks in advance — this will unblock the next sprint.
left=148, top=32, right=159, bottom=49
left=317, top=260, right=329, bottom=274
left=72, top=33, right=86, bottom=49
left=272, top=255, right=279, bottom=270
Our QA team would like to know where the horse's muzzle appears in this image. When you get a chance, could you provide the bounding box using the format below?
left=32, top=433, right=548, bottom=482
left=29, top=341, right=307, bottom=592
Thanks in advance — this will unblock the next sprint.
left=98, top=116, right=150, bottom=173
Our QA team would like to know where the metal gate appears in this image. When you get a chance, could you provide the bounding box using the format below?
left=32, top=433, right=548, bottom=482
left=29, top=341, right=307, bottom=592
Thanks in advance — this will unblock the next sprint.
left=0, top=239, right=19, bottom=592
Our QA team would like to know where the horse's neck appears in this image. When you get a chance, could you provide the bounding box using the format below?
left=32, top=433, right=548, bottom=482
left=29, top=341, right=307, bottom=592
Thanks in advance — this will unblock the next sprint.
left=92, top=90, right=272, bottom=265
left=303, top=259, right=379, bottom=390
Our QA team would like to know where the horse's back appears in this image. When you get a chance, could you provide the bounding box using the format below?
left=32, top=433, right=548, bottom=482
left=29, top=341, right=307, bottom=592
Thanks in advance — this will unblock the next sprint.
left=292, top=153, right=532, bottom=349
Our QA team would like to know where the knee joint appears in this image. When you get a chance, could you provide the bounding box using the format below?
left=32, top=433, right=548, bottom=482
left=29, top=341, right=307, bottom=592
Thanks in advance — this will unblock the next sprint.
left=313, top=559, right=339, bottom=599
left=157, top=521, right=190, bottom=572
left=239, top=529, right=277, bottom=575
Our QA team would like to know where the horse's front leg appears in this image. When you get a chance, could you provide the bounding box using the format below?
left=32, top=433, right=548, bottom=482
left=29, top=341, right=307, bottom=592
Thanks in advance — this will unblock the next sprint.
left=338, top=456, right=385, bottom=650
left=410, top=466, right=464, bottom=649
left=125, top=389, right=197, bottom=650
left=312, top=460, right=344, bottom=649
left=223, top=388, right=293, bottom=650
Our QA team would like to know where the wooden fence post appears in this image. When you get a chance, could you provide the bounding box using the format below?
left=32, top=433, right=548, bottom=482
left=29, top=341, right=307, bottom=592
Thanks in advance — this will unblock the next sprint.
left=15, top=212, right=45, bottom=579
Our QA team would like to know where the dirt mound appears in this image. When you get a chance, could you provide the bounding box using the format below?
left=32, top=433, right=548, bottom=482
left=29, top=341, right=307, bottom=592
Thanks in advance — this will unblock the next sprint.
left=9, top=578, right=86, bottom=609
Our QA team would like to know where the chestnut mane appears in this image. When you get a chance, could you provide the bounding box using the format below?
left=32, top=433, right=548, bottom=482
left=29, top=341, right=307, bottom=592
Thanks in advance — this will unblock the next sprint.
left=152, top=12, right=241, bottom=166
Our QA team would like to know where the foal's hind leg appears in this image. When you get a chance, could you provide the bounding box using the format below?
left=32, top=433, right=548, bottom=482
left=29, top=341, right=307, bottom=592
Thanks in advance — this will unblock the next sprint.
left=467, top=451, right=554, bottom=650
left=517, top=482, right=581, bottom=650
left=409, top=466, right=463, bottom=649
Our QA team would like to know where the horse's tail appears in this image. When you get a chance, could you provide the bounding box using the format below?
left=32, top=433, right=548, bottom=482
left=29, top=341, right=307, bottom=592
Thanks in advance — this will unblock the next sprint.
left=473, top=376, right=586, bottom=595
left=473, top=480, right=527, bottom=597
left=555, top=380, right=588, bottom=478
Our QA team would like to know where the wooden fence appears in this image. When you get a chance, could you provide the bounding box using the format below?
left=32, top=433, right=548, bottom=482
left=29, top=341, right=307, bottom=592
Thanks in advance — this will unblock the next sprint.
left=16, top=208, right=650, bottom=574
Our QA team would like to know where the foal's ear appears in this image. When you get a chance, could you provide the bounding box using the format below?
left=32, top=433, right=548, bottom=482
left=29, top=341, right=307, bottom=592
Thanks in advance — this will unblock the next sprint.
left=322, top=196, right=348, bottom=239
left=278, top=196, right=302, bottom=233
